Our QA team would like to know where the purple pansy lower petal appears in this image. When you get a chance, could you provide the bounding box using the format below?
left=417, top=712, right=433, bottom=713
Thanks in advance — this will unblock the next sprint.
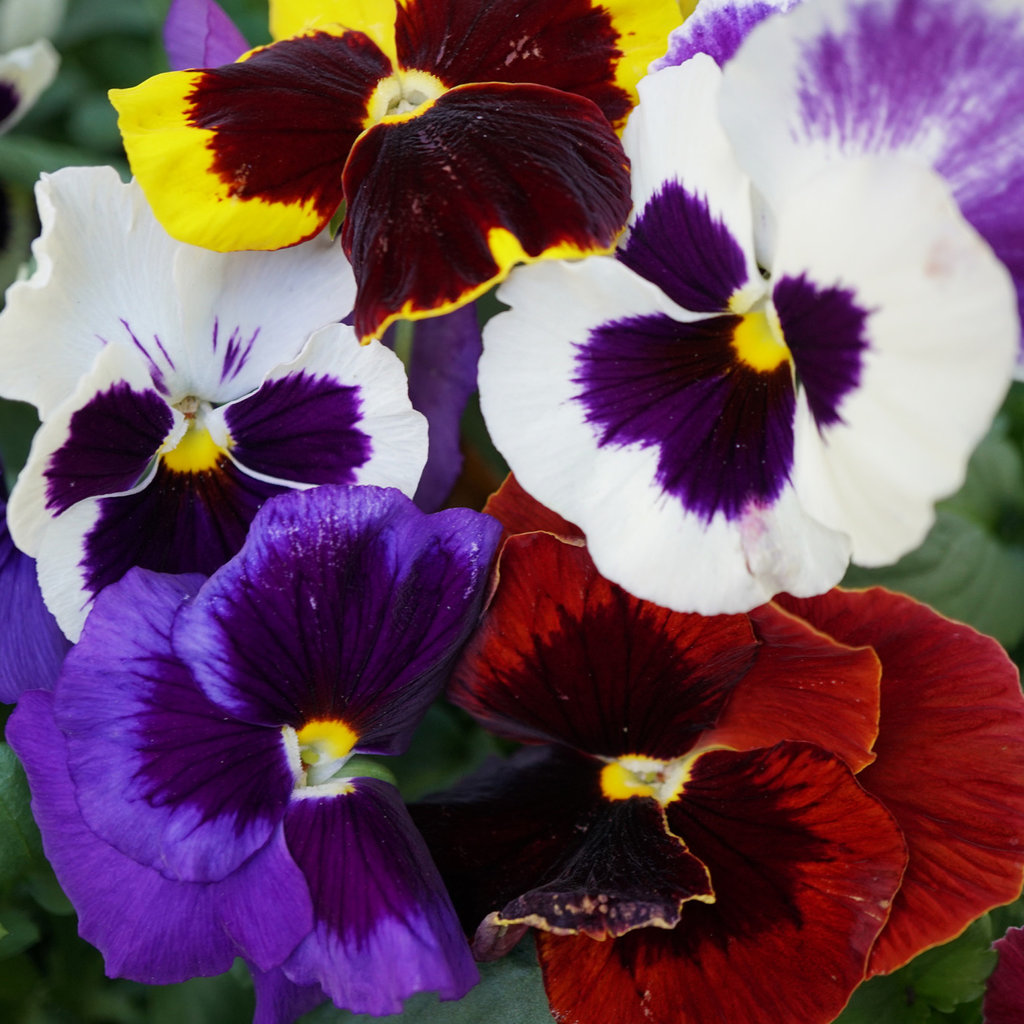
left=654, top=0, right=800, bottom=69
left=405, top=306, right=483, bottom=512
left=176, top=485, right=500, bottom=751
left=574, top=311, right=796, bottom=521
left=282, top=779, right=477, bottom=1015
left=250, top=967, right=326, bottom=1024
left=0, top=498, right=69, bottom=702
left=719, top=0, right=1024, bottom=357
left=164, top=0, right=249, bottom=71
left=55, top=569, right=295, bottom=883
left=8, top=690, right=239, bottom=983
left=772, top=272, right=869, bottom=429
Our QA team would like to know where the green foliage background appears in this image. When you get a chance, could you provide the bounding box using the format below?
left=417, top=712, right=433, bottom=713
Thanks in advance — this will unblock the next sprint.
left=1, top=1, right=1022, bottom=1021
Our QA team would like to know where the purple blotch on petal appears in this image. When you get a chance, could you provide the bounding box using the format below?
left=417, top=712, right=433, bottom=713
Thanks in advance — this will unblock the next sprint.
left=57, top=569, right=295, bottom=882
left=575, top=312, right=795, bottom=521
left=80, top=457, right=285, bottom=601
left=225, top=372, right=371, bottom=485
left=619, top=182, right=749, bottom=314
left=281, top=779, right=477, bottom=1015
left=0, top=497, right=70, bottom=702
left=45, top=383, right=172, bottom=515
left=0, top=82, right=18, bottom=125
left=655, top=1, right=796, bottom=70
left=773, top=273, right=869, bottom=430
left=164, top=0, right=249, bottom=71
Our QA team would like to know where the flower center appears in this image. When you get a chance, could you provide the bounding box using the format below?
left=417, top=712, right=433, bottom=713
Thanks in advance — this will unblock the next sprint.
left=364, top=69, right=447, bottom=127
left=599, top=754, right=691, bottom=806
left=160, top=396, right=231, bottom=473
left=730, top=309, right=791, bottom=373
left=295, top=718, right=359, bottom=786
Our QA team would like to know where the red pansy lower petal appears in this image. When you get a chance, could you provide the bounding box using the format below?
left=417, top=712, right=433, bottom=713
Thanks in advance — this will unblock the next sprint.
left=342, top=82, right=631, bottom=341
left=776, top=588, right=1024, bottom=975
left=539, top=743, right=907, bottom=1024
left=482, top=473, right=583, bottom=541
left=707, top=601, right=881, bottom=772
left=449, top=532, right=758, bottom=756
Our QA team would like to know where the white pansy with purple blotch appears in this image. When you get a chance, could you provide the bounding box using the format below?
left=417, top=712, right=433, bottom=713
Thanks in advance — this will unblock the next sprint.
left=0, top=166, right=428, bottom=638
left=478, top=54, right=1017, bottom=614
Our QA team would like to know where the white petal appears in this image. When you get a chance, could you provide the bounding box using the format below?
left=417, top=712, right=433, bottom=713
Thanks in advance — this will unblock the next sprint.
left=0, top=38, right=58, bottom=134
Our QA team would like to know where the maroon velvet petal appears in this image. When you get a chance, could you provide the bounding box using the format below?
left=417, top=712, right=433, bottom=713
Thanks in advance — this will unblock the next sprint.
left=395, top=0, right=632, bottom=125
left=776, top=588, right=1024, bottom=975
left=186, top=31, right=390, bottom=230
left=539, top=743, right=907, bottom=1024
left=342, top=82, right=630, bottom=341
left=985, top=926, right=1024, bottom=1024
left=707, top=601, right=881, bottom=772
left=449, top=531, right=758, bottom=756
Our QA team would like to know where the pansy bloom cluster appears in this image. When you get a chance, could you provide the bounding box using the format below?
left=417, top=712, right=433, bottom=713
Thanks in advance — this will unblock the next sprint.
left=1, top=0, right=1024, bottom=1022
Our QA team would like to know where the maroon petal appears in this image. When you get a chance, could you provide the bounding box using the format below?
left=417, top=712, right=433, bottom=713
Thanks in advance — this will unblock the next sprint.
left=539, top=743, right=907, bottom=1024
left=342, top=82, right=631, bottom=341
left=776, top=588, right=1024, bottom=975
left=482, top=474, right=583, bottom=541
left=449, top=532, right=759, bottom=756
left=985, top=926, right=1024, bottom=1024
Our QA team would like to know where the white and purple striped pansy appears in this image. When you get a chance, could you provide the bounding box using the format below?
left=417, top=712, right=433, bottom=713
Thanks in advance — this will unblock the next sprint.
left=0, top=165, right=428, bottom=639
left=712, top=0, right=1024, bottom=370
left=478, top=53, right=1018, bottom=614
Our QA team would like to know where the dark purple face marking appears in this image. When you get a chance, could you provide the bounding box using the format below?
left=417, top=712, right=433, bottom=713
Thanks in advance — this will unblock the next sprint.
left=212, top=318, right=260, bottom=387
left=773, top=274, right=870, bottom=430
left=225, top=371, right=371, bottom=485
left=81, top=457, right=285, bottom=599
left=575, top=312, right=796, bottom=522
left=45, top=384, right=173, bottom=514
left=619, top=182, right=751, bottom=314
left=0, top=81, right=18, bottom=125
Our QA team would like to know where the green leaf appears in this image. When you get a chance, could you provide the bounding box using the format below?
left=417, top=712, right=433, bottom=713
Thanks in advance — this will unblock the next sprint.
left=303, top=938, right=552, bottom=1024
left=0, top=908, right=40, bottom=961
left=0, top=743, right=44, bottom=890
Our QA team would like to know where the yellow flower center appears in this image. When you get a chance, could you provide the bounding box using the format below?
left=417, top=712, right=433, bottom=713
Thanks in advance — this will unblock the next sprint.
left=160, top=396, right=231, bottom=473
left=294, top=718, right=360, bottom=787
left=731, top=309, right=791, bottom=373
left=599, top=754, right=692, bottom=806
left=364, top=69, right=447, bottom=127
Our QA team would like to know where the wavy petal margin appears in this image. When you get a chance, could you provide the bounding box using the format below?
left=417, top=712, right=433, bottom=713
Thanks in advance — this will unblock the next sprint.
left=777, top=588, right=1024, bottom=975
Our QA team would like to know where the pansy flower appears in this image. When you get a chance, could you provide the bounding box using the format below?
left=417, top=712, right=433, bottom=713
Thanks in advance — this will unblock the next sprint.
left=108, top=0, right=681, bottom=341
left=412, top=484, right=1024, bottom=1024
left=703, top=0, right=1024, bottom=367
left=985, top=926, right=1024, bottom=1024
left=478, top=52, right=1018, bottom=614
left=0, top=165, right=428, bottom=639
left=0, top=36, right=57, bottom=135
left=8, top=484, right=502, bottom=1022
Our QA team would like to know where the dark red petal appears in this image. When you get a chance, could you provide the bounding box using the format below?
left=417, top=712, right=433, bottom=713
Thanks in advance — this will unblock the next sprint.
left=449, top=532, right=759, bottom=756
left=482, top=473, right=583, bottom=541
left=394, top=0, right=632, bottom=125
left=188, top=31, right=389, bottom=229
left=707, top=601, right=881, bottom=772
left=985, top=926, right=1024, bottom=1024
left=342, top=82, right=631, bottom=341
left=776, top=588, right=1024, bottom=975
left=538, top=743, right=907, bottom=1024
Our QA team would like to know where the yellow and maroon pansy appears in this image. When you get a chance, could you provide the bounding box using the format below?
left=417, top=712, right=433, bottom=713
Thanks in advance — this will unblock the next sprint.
left=111, top=0, right=680, bottom=341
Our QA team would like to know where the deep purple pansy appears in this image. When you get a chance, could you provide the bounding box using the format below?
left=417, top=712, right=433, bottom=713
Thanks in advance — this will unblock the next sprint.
left=8, top=484, right=501, bottom=1022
